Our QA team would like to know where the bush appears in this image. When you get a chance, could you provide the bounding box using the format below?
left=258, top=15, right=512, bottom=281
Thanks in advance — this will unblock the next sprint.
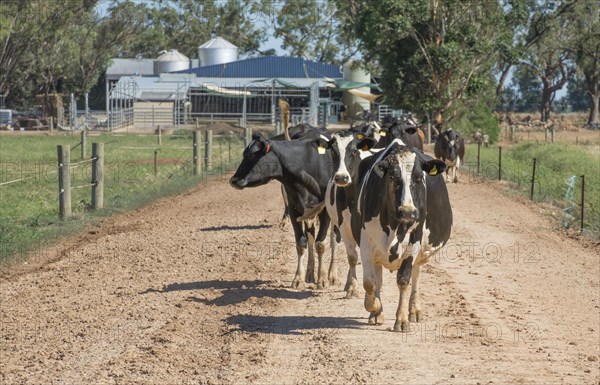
left=451, top=101, right=500, bottom=144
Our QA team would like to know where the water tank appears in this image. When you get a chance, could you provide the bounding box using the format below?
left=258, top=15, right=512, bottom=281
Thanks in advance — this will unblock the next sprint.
left=198, top=36, right=238, bottom=67
left=342, top=63, right=371, bottom=117
left=154, top=49, right=190, bottom=75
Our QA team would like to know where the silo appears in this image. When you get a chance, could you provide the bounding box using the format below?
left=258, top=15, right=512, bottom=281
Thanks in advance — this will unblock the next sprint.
left=154, top=49, right=190, bottom=75
left=198, top=36, right=238, bottom=67
left=342, top=63, right=371, bottom=118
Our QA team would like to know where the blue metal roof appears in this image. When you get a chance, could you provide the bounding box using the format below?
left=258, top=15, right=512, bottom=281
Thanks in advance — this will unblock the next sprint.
left=177, top=56, right=343, bottom=79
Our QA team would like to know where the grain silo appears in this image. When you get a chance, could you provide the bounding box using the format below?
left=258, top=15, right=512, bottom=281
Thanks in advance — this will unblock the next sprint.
left=342, top=62, right=371, bottom=118
left=198, top=36, right=238, bottom=67
left=154, top=49, right=190, bottom=75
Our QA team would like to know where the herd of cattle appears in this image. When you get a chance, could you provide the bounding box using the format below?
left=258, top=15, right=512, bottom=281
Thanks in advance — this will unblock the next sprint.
left=229, top=118, right=465, bottom=332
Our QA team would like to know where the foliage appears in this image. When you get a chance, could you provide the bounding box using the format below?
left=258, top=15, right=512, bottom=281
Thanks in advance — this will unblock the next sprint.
left=337, top=0, right=505, bottom=129
left=263, top=0, right=358, bottom=64
left=451, top=101, right=500, bottom=144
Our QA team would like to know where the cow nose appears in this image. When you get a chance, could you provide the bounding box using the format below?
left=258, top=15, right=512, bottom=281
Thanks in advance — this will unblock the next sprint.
left=334, top=173, right=351, bottom=186
left=398, top=206, right=418, bottom=221
left=229, top=176, right=246, bottom=189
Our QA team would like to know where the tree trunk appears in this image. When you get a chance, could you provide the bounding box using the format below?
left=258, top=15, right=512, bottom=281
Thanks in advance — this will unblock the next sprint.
left=540, top=89, right=553, bottom=122
left=589, top=93, right=599, bottom=127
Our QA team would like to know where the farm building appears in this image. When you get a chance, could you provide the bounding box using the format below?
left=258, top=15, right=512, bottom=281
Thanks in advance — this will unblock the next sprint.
left=105, top=36, right=381, bottom=131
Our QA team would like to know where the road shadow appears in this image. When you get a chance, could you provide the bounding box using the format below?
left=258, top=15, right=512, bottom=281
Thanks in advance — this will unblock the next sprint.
left=199, top=224, right=272, bottom=232
left=142, top=279, right=314, bottom=306
left=225, top=314, right=365, bottom=335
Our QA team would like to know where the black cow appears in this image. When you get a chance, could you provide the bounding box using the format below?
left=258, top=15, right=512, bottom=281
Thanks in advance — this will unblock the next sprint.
left=230, top=132, right=336, bottom=290
left=434, top=128, right=465, bottom=183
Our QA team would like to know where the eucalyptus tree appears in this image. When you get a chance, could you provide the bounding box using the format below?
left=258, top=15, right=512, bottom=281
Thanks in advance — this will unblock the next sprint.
left=337, top=0, right=507, bottom=130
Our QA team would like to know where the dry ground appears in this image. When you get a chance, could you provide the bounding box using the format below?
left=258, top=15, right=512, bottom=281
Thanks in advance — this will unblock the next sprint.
left=1, top=168, right=599, bottom=384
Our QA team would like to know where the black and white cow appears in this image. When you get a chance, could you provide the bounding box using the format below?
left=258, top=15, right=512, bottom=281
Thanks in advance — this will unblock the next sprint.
left=434, top=128, right=465, bottom=183
left=316, top=133, right=452, bottom=331
left=230, top=132, right=337, bottom=290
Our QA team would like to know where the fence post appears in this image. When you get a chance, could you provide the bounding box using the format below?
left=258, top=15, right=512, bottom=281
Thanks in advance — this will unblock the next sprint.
left=154, top=150, right=158, bottom=176
left=50, top=116, right=54, bottom=133
left=91, top=142, right=104, bottom=210
left=57, top=145, right=72, bottom=218
left=193, top=131, right=201, bottom=176
left=510, top=125, right=515, bottom=142
left=228, top=134, right=232, bottom=164
left=477, top=141, right=481, bottom=175
left=205, top=129, right=213, bottom=171
left=157, top=124, right=162, bottom=145
left=544, top=128, right=548, bottom=143
left=530, top=158, right=537, bottom=200
left=551, top=126, right=555, bottom=143
left=498, top=146, right=502, bottom=181
left=81, top=129, right=87, bottom=160
left=580, top=174, right=585, bottom=233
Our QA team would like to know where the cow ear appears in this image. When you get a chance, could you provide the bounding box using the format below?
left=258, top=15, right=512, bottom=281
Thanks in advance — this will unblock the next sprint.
left=357, top=137, right=377, bottom=151
left=374, top=159, right=389, bottom=178
left=422, top=159, right=446, bottom=176
left=404, top=126, right=417, bottom=135
left=311, top=138, right=330, bottom=155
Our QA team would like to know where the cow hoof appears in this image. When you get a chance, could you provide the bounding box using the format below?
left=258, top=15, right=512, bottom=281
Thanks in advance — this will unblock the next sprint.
left=368, top=312, right=384, bottom=325
left=393, top=320, right=410, bottom=332
left=345, top=281, right=359, bottom=299
left=317, top=279, right=327, bottom=290
left=328, top=274, right=339, bottom=286
left=453, top=177, right=458, bottom=183
left=409, top=312, right=422, bottom=322
left=291, top=278, right=305, bottom=290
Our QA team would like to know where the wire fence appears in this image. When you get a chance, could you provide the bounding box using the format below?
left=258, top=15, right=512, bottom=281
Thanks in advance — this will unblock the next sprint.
left=465, top=143, right=599, bottom=239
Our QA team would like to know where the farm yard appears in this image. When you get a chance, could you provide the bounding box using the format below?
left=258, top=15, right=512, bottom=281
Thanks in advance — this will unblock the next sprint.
left=1, top=126, right=599, bottom=384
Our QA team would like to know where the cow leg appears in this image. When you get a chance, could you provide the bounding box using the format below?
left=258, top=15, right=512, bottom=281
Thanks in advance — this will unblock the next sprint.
left=315, top=213, right=332, bottom=290
left=453, top=157, right=461, bottom=183
left=408, top=263, right=423, bottom=322
left=327, top=226, right=340, bottom=287
left=394, top=255, right=414, bottom=332
left=343, top=237, right=360, bottom=299
left=305, top=224, right=317, bottom=284
left=363, top=261, right=384, bottom=325
left=290, top=218, right=308, bottom=290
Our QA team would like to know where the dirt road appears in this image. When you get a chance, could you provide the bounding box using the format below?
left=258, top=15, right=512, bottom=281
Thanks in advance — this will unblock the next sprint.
left=1, top=170, right=598, bottom=384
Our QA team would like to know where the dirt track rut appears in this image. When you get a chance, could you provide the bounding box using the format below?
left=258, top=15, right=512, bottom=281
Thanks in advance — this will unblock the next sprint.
left=1, top=171, right=599, bottom=384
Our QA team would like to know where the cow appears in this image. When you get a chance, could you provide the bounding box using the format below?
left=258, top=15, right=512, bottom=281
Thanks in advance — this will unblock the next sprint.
left=229, top=132, right=337, bottom=290
left=316, top=119, right=425, bottom=299
left=315, top=132, right=452, bottom=331
left=434, top=128, right=465, bottom=183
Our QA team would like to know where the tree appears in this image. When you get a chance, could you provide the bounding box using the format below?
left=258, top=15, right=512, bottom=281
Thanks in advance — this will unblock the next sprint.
left=569, top=1, right=600, bottom=127
left=264, top=0, right=359, bottom=64
left=111, top=0, right=268, bottom=59
left=338, top=0, right=505, bottom=130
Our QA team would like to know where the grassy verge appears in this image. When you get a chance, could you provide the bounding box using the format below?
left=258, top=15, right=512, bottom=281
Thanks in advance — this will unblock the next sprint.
left=0, top=132, right=246, bottom=265
left=465, top=142, right=600, bottom=238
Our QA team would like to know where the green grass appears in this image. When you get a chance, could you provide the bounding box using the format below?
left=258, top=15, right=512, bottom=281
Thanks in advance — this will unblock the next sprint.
left=0, top=132, right=246, bottom=265
left=465, top=142, right=600, bottom=237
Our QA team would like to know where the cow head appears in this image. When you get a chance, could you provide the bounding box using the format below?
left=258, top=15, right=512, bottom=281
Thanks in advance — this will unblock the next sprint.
left=313, top=130, right=376, bottom=187
left=374, top=146, right=445, bottom=224
left=229, top=132, right=279, bottom=189
left=437, top=129, right=463, bottom=163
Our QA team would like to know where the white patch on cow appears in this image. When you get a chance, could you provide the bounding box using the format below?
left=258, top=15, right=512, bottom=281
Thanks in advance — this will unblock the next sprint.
left=394, top=150, right=417, bottom=211
left=320, top=134, right=329, bottom=141
left=332, top=133, right=355, bottom=185
left=449, top=140, right=455, bottom=147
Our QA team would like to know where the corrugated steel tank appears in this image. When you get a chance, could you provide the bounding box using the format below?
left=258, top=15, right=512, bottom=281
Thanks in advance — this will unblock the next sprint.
left=154, top=49, right=190, bottom=75
left=198, top=36, right=238, bottom=67
left=342, top=63, right=371, bottom=115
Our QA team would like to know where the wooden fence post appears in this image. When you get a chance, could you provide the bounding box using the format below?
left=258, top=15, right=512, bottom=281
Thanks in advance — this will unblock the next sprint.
left=91, top=142, right=104, bottom=210
left=154, top=150, right=158, bottom=176
left=57, top=145, right=72, bottom=218
left=498, top=146, right=502, bottom=181
left=228, top=134, right=232, bottom=164
left=193, top=131, right=201, bottom=176
left=81, top=129, right=87, bottom=159
left=157, top=124, right=162, bottom=145
left=580, top=174, right=585, bottom=233
left=530, top=158, right=537, bottom=201
left=205, top=129, right=213, bottom=171
left=477, top=141, right=481, bottom=175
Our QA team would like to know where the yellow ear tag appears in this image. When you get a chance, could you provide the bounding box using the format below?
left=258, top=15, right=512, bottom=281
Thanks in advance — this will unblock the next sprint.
left=357, top=133, right=364, bottom=139
left=429, top=168, right=438, bottom=176
left=318, top=145, right=326, bottom=155
left=380, top=131, right=387, bottom=136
